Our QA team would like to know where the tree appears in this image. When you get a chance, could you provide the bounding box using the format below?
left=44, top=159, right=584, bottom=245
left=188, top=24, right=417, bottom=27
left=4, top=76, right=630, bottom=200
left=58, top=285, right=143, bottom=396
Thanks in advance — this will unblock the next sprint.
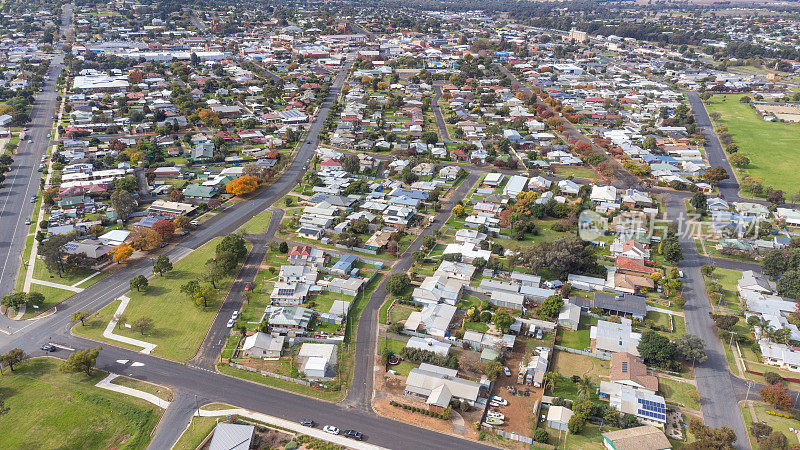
left=759, top=431, right=788, bottom=450
left=711, top=314, right=738, bottom=331
left=60, top=346, right=101, bottom=376
left=637, top=330, right=675, bottom=367
left=451, top=204, right=465, bottom=218
left=386, top=273, right=410, bottom=295
left=350, top=218, right=369, bottom=235
left=191, top=284, right=215, bottom=308
left=152, top=220, right=175, bottom=240
left=662, top=236, right=683, bottom=265
left=567, top=414, right=586, bottom=434
left=114, top=175, right=138, bottom=192
left=39, top=233, right=73, bottom=277
left=641, top=136, right=657, bottom=150
left=493, top=311, right=514, bottom=333
left=674, top=334, right=708, bottom=364
left=412, top=251, right=426, bottom=265
left=729, top=153, right=750, bottom=168
left=111, top=243, right=134, bottom=263
left=538, top=295, right=564, bottom=320
left=703, top=166, right=730, bottom=186
left=690, top=192, right=707, bottom=213
left=764, top=371, right=783, bottom=385
left=483, top=361, right=503, bottom=380
left=341, top=154, right=360, bottom=173
left=70, top=310, right=92, bottom=326
left=153, top=254, right=173, bottom=276
left=129, top=275, right=149, bottom=292
left=130, top=316, right=154, bottom=335
left=777, top=270, right=800, bottom=299
left=472, top=257, right=487, bottom=269
left=110, top=189, right=137, bottom=221
left=130, top=228, right=162, bottom=250
left=0, top=348, right=27, bottom=372
left=115, top=313, right=128, bottom=329
left=1, top=292, right=27, bottom=309
left=751, top=422, right=773, bottom=442
left=278, top=241, right=289, bottom=253
left=521, top=237, right=600, bottom=277
left=760, top=382, right=792, bottom=409
left=533, top=428, right=549, bottom=444
left=226, top=176, right=259, bottom=196
left=687, top=417, right=736, bottom=449
left=204, top=259, right=227, bottom=289
left=216, top=234, right=248, bottom=262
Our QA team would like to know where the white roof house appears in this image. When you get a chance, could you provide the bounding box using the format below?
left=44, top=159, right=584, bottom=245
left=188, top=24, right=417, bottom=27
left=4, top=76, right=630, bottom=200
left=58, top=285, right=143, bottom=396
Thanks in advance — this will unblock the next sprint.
left=591, top=318, right=641, bottom=357
left=738, top=270, right=772, bottom=294
left=503, top=175, right=529, bottom=198
left=297, top=343, right=338, bottom=379
left=242, top=332, right=285, bottom=359
left=420, top=303, right=457, bottom=338
left=98, top=229, right=131, bottom=246
left=590, top=185, right=617, bottom=203
left=404, top=363, right=481, bottom=407
left=558, top=302, right=581, bottom=331
left=405, top=336, right=451, bottom=357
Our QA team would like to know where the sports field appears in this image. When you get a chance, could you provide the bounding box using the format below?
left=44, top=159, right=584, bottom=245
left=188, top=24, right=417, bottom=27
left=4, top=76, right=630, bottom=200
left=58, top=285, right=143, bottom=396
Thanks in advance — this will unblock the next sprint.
left=706, top=94, right=800, bottom=195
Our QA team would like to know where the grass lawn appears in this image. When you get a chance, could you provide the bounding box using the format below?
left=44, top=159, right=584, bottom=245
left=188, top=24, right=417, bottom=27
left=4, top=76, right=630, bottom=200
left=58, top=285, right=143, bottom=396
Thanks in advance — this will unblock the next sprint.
left=645, top=310, right=671, bottom=329
left=71, top=237, right=241, bottom=361
left=390, top=303, right=415, bottom=324
left=377, top=336, right=407, bottom=355
left=173, top=416, right=219, bottom=450
left=552, top=166, right=597, bottom=180
left=464, top=321, right=489, bottom=332
left=552, top=350, right=609, bottom=383
left=0, top=358, right=162, bottom=450
left=392, top=361, right=419, bottom=377
left=741, top=402, right=800, bottom=448
left=659, top=378, right=700, bottom=411
left=237, top=209, right=272, bottom=234
left=111, top=376, right=173, bottom=402
left=32, top=259, right=96, bottom=286
left=378, top=297, right=392, bottom=325
left=557, top=327, right=591, bottom=351
left=24, top=283, right=76, bottom=319
left=706, top=95, right=800, bottom=194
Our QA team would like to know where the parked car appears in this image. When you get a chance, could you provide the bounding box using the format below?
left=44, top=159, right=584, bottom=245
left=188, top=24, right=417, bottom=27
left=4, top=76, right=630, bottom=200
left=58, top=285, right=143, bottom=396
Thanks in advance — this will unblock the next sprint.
left=487, top=411, right=505, bottom=420
left=190, top=220, right=199, bottom=226
left=343, top=430, right=363, bottom=441
left=24, top=219, right=31, bottom=225
left=226, top=318, right=235, bottom=328
left=491, top=396, right=508, bottom=406
left=299, top=419, right=315, bottom=427
left=503, top=366, right=511, bottom=377
left=40, top=343, right=56, bottom=352
left=323, top=425, right=339, bottom=435
left=180, top=230, right=189, bottom=236
left=231, top=311, right=239, bottom=320
left=160, top=242, right=168, bottom=248
left=30, top=196, right=36, bottom=203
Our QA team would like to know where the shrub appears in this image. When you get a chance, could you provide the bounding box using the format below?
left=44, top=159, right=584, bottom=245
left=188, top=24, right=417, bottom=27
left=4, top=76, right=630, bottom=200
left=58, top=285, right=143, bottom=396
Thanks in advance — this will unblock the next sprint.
left=533, top=428, right=549, bottom=443
left=764, top=371, right=783, bottom=385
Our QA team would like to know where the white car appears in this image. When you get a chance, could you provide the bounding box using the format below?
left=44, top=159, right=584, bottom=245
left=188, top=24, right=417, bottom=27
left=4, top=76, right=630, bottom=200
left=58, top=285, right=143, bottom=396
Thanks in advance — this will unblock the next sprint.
left=226, top=318, right=235, bottom=328
left=487, top=412, right=505, bottom=420
left=491, top=396, right=508, bottom=406
left=190, top=220, right=199, bottom=226
left=323, top=425, right=340, bottom=435
left=231, top=311, right=239, bottom=320
left=503, top=366, right=511, bottom=377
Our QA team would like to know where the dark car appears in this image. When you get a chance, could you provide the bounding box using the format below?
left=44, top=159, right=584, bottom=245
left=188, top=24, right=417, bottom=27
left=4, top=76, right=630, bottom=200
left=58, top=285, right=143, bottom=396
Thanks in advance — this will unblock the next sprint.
left=180, top=230, right=189, bottom=236
left=160, top=242, right=169, bottom=248
left=299, top=419, right=315, bottom=427
left=343, top=430, right=363, bottom=441
left=40, top=344, right=56, bottom=352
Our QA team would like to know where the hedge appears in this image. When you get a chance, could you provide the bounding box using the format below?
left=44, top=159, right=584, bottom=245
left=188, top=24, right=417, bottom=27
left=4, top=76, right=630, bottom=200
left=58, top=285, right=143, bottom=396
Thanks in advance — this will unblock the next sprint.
left=389, top=400, right=451, bottom=420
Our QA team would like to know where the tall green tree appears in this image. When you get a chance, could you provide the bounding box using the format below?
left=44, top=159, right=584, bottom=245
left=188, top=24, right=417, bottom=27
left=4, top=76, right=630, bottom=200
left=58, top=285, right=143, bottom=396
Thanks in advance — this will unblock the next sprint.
left=153, top=254, right=173, bottom=276
left=60, top=346, right=102, bottom=377
left=0, top=348, right=27, bottom=372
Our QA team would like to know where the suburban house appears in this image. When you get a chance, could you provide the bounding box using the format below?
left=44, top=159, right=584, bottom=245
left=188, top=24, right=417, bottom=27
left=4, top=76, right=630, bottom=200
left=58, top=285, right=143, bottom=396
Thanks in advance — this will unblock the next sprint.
left=405, top=336, right=451, bottom=357
left=242, top=332, right=285, bottom=359
left=404, top=363, right=482, bottom=412
left=263, top=305, right=314, bottom=333
left=547, top=406, right=574, bottom=431
left=270, top=282, right=310, bottom=305
left=573, top=293, right=647, bottom=321
left=297, top=343, right=338, bottom=379
left=208, top=423, right=254, bottom=450
left=609, top=352, right=658, bottom=394
left=413, top=274, right=464, bottom=306
left=737, top=270, right=772, bottom=294
left=288, top=245, right=327, bottom=267
left=591, top=318, right=641, bottom=357
left=759, top=340, right=800, bottom=374
left=599, top=382, right=667, bottom=427
left=419, top=303, right=457, bottom=338
left=558, top=302, right=581, bottom=331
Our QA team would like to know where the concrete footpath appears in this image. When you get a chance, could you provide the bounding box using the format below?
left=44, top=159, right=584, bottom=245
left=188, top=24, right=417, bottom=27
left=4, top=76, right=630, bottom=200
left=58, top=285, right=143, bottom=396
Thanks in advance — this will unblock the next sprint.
left=95, top=373, right=171, bottom=409
left=103, top=296, right=157, bottom=354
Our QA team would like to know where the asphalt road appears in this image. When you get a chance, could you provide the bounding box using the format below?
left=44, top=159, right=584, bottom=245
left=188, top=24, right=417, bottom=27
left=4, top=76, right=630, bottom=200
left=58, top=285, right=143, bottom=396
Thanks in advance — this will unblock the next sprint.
left=431, top=84, right=451, bottom=141
left=344, top=170, right=482, bottom=411
left=0, top=5, right=72, bottom=301
left=684, top=91, right=741, bottom=200
left=664, top=193, right=749, bottom=448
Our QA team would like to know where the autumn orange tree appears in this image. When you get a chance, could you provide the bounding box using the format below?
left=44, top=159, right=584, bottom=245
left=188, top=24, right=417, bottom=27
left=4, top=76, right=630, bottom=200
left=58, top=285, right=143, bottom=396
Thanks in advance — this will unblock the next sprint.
left=130, top=228, right=162, bottom=250
left=111, top=244, right=134, bottom=264
left=152, top=220, right=175, bottom=240
left=226, top=176, right=259, bottom=196
left=198, top=109, right=221, bottom=128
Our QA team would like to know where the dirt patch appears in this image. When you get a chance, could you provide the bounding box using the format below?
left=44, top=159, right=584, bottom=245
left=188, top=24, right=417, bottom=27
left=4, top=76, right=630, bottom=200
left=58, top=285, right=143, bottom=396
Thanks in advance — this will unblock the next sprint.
left=491, top=343, right=544, bottom=437
left=372, top=397, right=480, bottom=440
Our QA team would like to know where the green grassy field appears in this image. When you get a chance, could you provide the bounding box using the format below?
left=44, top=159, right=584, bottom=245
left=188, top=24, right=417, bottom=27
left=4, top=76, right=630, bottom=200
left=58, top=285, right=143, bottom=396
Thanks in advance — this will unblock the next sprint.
left=706, top=95, right=800, bottom=195
left=0, top=358, right=162, bottom=449
left=741, top=402, right=800, bottom=447
left=173, top=416, right=219, bottom=450
left=72, top=237, right=241, bottom=361
left=24, top=283, right=75, bottom=319
left=659, top=377, right=700, bottom=411
left=237, top=209, right=272, bottom=234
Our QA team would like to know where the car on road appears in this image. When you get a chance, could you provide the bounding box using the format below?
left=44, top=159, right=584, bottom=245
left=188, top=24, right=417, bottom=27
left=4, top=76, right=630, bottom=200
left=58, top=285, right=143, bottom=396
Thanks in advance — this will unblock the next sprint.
left=30, top=195, right=36, bottom=203
left=189, top=220, right=199, bottom=226
left=323, top=425, right=339, bottom=435
left=231, top=311, right=239, bottom=320
left=226, top=318, right=235, bottom=328
left=23, top=127, right=28, bottom=131
left=343, top=430, right=363, bottom=441
left=40, top=344, right=55, bottom=352
left=37, top=165, right=44, bottom=172
left=503, top=366, right=511, bottom=377
left=299, top=419, right=315, bottom=427
left=160, top=242, right=168, bottom=248
left=180, top=230, right=189, bottom=236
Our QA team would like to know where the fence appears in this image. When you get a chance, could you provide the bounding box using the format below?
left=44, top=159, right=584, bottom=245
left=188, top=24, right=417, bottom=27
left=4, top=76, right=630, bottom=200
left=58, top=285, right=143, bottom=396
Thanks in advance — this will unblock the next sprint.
left=493, top=429, right=535, bottom=445
left=228, top=362, right=311, bottom=386
left=335, top=243, right=378, bottom=255
left=553, top=345, right=611, bottom=361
